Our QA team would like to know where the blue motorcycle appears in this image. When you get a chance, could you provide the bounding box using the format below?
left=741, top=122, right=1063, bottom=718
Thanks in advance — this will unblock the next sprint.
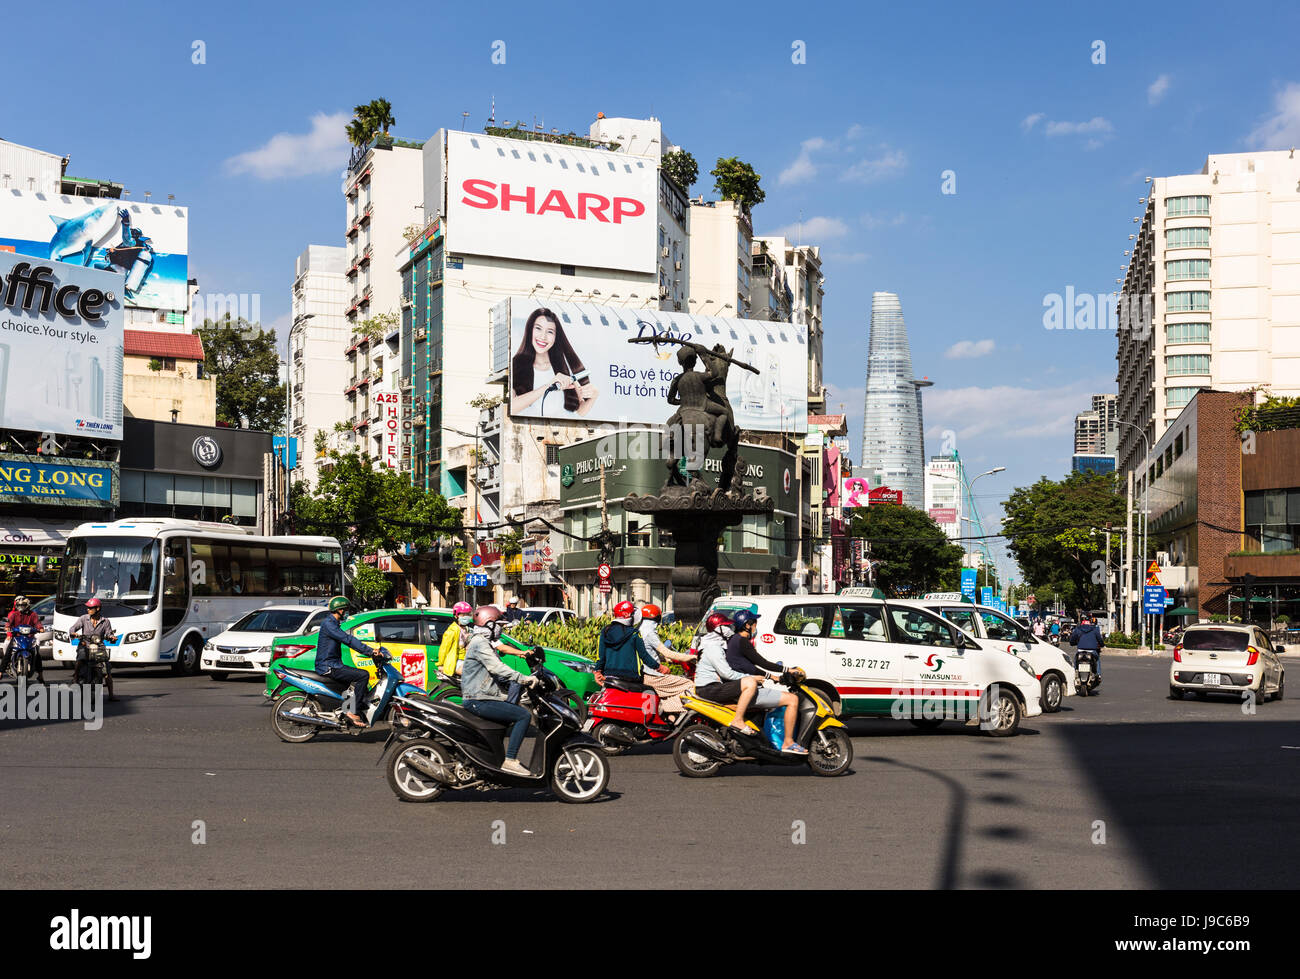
left=7, top=625, right=41, bottom=680
left=266, top=647, right=419, bottom=743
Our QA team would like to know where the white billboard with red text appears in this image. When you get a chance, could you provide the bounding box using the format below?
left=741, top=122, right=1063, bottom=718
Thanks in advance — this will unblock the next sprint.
left=445, top=130, right=656, bottom=273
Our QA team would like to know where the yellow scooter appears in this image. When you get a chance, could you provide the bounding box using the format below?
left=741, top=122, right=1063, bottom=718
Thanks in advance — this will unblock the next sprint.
left=672, top=668, right=853, bottom=777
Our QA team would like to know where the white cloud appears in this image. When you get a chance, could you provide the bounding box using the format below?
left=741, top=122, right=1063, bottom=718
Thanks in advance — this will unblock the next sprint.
left=861, top=211, right=908, bottom=229
left=842, top=147, right=908, bottom=182
left=1021, top=112, right=1045, bottom=132
left=1044, top=117, right=1114, bottom=137
left=224, top=111, right=352, bottom=179
left=768, top=215, right=849, bottom=241
left=1247, top=81, right=1300, bottom=149
left=845, top=123, right=865, bottom=141
left=1147, top=74, right=1171, bottom=105
left=778, top=136, right=829, bottom=186
left=924, top=383, right=1094, bottom=440
left=944, top=339, right=995, bottom=359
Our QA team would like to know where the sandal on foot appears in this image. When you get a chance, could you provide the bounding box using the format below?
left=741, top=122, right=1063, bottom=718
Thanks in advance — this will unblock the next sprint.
left=781, top=744, right=809, bottom=755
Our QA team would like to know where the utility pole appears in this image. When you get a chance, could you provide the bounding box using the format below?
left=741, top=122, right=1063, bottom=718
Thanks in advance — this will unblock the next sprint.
left=1124, top=470, right=1134, bottom=634
left=1104, top=523, right=1114, bottom=630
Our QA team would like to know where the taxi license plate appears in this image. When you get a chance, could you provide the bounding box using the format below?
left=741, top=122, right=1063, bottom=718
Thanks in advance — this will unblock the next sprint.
left=1202, top=673, right=1221, bottom=686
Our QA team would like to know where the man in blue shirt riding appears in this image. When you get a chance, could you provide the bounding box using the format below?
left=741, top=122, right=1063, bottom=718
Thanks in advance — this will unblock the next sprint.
left=315, top=596, right=379, bottom=727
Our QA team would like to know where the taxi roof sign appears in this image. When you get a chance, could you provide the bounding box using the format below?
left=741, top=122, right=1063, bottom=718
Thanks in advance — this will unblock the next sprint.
left=838, top=586, right=886, bottom=598
left=922, top=592, right=971, bottom=603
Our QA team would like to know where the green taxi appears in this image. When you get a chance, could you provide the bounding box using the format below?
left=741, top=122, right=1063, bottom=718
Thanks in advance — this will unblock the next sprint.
left=263, top=607, right=599, bottom=701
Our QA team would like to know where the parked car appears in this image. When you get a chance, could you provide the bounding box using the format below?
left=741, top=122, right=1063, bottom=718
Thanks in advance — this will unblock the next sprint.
left=693, top=591, right=1042, bottom=736
left=1170, top=623, right=1285, bottom=701
left=202, top=604, right=332, bottom=679
left=516, top=607, right=577, bottom=626
left=264, top=607, right=600, bottom=701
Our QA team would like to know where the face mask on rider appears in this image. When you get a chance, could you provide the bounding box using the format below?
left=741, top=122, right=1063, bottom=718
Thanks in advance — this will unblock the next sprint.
left=719, top=625, right=734, bottom=639
left=457, top=614, right=472, bottom=626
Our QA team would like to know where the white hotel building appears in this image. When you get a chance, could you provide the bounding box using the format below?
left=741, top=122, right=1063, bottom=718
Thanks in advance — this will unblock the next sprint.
left=1116, top=150, right=1300, bottom=475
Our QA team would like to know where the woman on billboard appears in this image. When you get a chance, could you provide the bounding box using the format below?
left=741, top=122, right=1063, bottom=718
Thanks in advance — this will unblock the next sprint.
left=511, top=307, right=599, bottom=417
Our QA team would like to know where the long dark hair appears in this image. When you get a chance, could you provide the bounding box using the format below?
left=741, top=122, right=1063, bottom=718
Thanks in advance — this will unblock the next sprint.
left=513, top=307, right=586, bottom=413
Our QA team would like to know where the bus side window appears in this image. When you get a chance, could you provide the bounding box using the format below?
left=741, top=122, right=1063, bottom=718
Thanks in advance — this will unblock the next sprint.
left=162, top=539, right=188, bottom=630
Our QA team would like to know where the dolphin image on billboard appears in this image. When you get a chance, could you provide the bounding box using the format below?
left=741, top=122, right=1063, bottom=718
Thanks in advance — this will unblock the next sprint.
left=503, top=298, right=808, bottom=433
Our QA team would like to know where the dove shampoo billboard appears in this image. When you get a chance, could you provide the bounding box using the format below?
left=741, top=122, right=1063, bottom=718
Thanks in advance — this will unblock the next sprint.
left=0, top=252, right=125, bottom=440
left=501, top=298, right=808, bottom=433
left=0, top=190, right=188, bottom=311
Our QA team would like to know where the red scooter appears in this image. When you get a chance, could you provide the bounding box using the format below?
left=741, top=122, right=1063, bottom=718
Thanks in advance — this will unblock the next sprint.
left=582, top=663, right=695, bottom=755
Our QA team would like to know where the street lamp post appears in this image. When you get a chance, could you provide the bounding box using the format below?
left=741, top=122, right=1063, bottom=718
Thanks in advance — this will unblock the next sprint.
left=1115, top=420, right=1151, bottom=648
left=932, top=465, right=1005, bottom=594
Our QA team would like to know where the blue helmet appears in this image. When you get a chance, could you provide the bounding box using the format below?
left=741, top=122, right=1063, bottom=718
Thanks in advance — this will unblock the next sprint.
left=732, top=609, right=760, bottom=632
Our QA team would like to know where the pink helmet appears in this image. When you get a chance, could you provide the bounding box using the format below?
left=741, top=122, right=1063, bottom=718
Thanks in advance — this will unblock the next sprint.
left=453, top=601, right=472, bottom=615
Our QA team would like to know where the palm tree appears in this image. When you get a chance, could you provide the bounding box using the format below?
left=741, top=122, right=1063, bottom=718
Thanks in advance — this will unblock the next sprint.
left=368, top=98, right=395, bottom=135
left=345, top=118, right=370, bottom=148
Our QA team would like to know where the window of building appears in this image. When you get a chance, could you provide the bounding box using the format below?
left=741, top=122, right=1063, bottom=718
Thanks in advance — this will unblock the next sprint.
left=1165, top=227, right=1211, bottom=249
left=1165, top=322, right=1210, bottom=344
left=1166, top=354, right=1210, bottom=376
left=1244, top=489, right=1300, bottom=552
left=1166, top=291, right=1210, bottom=313
left=1166, top=386, right=1203, bottom=408
left=1165, top=259, right=1210, bottom=280
left=1174, top=433, right=1183, bottom=458
left=1166, top=195, right=1210, bottom=217
left=560, top=264, right=575, bottom=276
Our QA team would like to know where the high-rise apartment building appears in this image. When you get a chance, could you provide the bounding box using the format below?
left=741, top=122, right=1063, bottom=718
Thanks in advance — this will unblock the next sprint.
left=924, top=453, right=965, bottom=544
left=752, top=236, right=826, bottom=413
left=290, top=244, right=350, bottom=487
left=1116, top=150, right=1300, bottom=474
left=860, top=292, right=928, bottom=507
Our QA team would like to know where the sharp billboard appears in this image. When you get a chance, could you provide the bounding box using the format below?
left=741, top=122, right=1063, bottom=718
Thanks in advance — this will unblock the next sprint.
left=502, top=298, right=808, bottom=434
left=446, top=131, right=656, bottom=273
left=0, top=191, right=189, bottom=311
left=0, top=251, right=125, bottom=440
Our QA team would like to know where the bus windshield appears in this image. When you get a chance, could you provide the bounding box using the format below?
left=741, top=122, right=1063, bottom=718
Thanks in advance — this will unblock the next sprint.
left=56, top=537, right=161, bottom=617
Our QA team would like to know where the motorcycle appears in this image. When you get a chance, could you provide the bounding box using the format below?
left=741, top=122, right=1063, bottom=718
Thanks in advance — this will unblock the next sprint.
left=673, top=668, right=853, bottom=778
left=583, top=675, right=692, bottom=754
left=72, top=635, right=111, bottom=687
left=7, top=625, right=41, bottom=680
left=267, top=647, right=418, bottom=742
left=1075, top=648, right=1101, bottom=696
left=380, top=647, right=609, bottom=804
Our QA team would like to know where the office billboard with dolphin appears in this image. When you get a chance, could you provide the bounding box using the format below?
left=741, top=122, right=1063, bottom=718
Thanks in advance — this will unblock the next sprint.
left=0, top=190, right=188, bottom=311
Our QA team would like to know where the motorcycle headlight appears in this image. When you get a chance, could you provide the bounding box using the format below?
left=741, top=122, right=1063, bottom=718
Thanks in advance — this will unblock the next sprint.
left=125, top=631, right=156, bottom=643
left=1019, top=659, right=1036, bottom=678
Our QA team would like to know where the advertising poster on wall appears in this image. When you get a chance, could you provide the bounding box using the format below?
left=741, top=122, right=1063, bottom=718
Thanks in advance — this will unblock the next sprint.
left=503, top=298, right=808, bottom=434
left=0, top=251, right=125, bottom=439
left=0, top=191, right=189, bottom=311
left=446, top=131, right=656, bottom=274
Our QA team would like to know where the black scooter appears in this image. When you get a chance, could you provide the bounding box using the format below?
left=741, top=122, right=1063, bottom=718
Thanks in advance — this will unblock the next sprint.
left=379, top=647, right=609, bottom=804
left=1075, top=648, right=1101, bottom=696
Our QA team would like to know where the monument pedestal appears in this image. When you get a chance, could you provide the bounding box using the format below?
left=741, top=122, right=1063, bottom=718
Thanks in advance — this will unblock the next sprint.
left=625, top=486, right=774, bottom=624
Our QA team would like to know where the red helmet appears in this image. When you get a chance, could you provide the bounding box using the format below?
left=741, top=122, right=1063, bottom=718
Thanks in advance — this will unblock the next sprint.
left=612, top=601, right=636, bottom=622
left=641, top=603, right=662, bottom=620
left=706, top=612, right=732, bottom=633
left=85, top=598, right=102, bottom=610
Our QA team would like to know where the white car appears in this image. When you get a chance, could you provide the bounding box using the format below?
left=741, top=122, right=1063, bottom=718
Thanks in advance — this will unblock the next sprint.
left=1170, top=623, right=1286, bottom=701
left=201, top=604, right=331, bottom=679
left=693, top=590, right=1042, bottom=736
left=908, top=596, right=1078, bottom=712
left=515, top=607, right=577, bottom=625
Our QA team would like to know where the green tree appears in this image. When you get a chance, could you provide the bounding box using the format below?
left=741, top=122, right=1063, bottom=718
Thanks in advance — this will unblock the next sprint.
left=1001, top=471, right=1128, bottom=610
left=847, top=504, right=965, bottom=597
left=661, top=148, right=698, bottom=193
left=197, top=314, right=286, bottom=432
left=291, top=449, right=460, bottom=564
left=710, top=157, right=766, bottom=213
left=347, top=99, right=396, bottom=147
left=350, top=563, right=390, bottom=608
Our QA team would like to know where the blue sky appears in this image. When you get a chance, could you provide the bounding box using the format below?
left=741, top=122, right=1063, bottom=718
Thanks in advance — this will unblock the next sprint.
left=8, top=0, right=1300, bottom=583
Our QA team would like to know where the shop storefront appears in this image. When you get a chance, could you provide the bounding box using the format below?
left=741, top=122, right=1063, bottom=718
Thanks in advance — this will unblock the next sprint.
left=557, top=430, right=802, bottom=616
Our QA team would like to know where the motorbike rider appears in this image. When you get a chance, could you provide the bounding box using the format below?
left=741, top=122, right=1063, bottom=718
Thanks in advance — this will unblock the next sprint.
left=1049, top=619, right=1061, bottom=641
left=501, top=597, right=525, bottom=625
left=693, top=612, right=762, bottom=722
left=460, top=605, right=540, bottom=777
left=314, top=596, right=379, bottom=728
left=634, top=603, right=696, bottom=716
left=437, top=601, right=475, bottom=678
left=726, top=610, right=804, bottom=755
left=69, top=597, right=116, bottom=700
left=1073, top=614, right=1105, bottom=678
left=594, top=601, right=663, bottom=687
left=3, top=595, right=45, bottom=682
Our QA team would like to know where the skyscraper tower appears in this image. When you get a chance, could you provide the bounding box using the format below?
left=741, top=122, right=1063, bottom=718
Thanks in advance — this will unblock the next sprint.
left=860, top=292, right=928, bottom=508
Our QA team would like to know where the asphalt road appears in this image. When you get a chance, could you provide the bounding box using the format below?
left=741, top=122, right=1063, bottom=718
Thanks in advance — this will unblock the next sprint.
left=2, top=652, right=1298, bottom=889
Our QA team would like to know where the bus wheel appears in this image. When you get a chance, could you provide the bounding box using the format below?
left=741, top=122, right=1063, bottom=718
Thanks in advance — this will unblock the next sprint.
left=172, top=637, right=203, bottom=676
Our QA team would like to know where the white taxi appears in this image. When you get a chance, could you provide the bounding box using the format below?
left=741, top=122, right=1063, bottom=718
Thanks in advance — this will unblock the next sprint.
left=694, top=590, right=1042, bottom=736
left=905, top=595, right=1078, bottom=712
left=201, top=604, right=330, bottom=679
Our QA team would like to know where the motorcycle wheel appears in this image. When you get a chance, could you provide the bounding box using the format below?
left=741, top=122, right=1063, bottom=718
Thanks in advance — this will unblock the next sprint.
left=672, top=722, right=724, bottom=778
left=270, top=692, right=320, bottom=743
left=16, top=655, right=31, bottom=680
left=551, top=745, right=608, bottom=803
left=590, top=720, right=631, bottom=756
left=384, top=738, right=449, bottom=803
left=808, top=727, right=853, bottom=776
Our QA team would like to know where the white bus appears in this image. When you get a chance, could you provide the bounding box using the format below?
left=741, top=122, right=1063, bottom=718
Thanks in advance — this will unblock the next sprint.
left=51, top=518, right=344, bottom=674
